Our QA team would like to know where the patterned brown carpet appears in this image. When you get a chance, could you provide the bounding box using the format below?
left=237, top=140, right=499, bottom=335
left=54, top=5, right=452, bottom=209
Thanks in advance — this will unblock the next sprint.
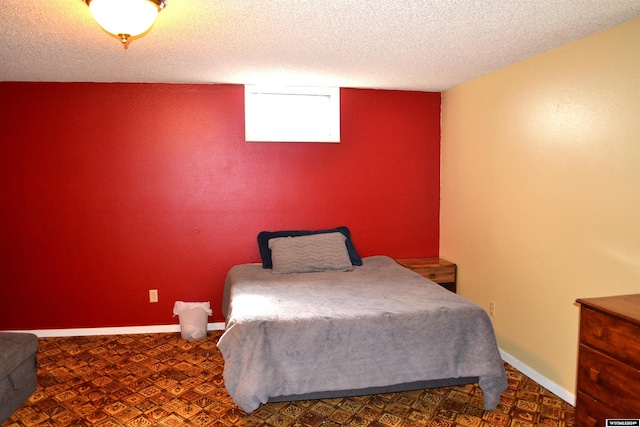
left=3, top=331, right=574, bottom=427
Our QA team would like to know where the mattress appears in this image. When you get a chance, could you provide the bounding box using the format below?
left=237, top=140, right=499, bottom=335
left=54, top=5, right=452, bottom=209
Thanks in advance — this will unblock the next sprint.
left=217, top=255, right=507, bottom=413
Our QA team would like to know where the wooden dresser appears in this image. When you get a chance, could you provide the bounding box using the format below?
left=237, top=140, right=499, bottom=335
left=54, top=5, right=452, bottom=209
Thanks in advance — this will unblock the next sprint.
left=394, top=258, right=457, bottom=293
left=575, top=294, right=640, bottom=426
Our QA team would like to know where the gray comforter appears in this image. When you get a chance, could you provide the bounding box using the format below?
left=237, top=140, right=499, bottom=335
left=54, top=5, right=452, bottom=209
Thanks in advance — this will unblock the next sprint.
left=217, top=256, right=507, bottom=413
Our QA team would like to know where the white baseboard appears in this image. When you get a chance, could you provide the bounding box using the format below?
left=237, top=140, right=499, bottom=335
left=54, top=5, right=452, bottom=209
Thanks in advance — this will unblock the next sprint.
left=6, top=322, right=227, bottom=338
left=500, top=349, right=575, bottom=406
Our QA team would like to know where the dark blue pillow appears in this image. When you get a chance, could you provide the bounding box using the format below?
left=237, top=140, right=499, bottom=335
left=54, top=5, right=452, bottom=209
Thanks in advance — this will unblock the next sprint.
left=257, top=226, right=363, bottom=269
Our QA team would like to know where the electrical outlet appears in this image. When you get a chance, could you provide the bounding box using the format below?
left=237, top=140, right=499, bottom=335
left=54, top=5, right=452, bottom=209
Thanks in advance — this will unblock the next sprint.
left=489, top=301, right=495, bottom=317
left=149, top=289, right=159, bottom=303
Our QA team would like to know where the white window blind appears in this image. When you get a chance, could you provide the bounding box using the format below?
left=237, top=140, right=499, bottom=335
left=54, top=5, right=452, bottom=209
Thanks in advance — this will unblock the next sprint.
left=245, top=85, right=340, bottom=142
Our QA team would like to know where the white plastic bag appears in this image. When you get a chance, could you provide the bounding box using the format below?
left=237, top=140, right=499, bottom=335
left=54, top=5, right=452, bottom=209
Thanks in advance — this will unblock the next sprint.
left=173, top=301, right=213, bottom=341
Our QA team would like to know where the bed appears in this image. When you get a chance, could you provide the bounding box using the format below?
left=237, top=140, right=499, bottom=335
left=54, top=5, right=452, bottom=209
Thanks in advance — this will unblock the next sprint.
left=217, top=230, right=507, bottom=414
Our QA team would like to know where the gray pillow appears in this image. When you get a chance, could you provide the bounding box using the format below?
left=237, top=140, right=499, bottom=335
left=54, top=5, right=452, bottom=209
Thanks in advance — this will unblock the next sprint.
left=268, top=232, right=354, bottom=274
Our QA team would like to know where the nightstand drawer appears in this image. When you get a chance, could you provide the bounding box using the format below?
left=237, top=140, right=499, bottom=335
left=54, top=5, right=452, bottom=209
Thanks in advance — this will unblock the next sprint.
left=577, top=344, right=640, bottom=414
left=411, top=267, right=455, bottom=283
left=580, top=307, right=640, bottom=366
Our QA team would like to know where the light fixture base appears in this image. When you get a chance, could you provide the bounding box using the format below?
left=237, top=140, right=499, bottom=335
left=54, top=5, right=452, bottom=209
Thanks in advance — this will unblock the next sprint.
left=118, top=34, right=131, bottom=49
left=83, top=0, right=167, bottom=10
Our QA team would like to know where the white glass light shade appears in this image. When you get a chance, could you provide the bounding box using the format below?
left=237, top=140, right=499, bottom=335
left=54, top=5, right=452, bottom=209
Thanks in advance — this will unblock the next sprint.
left=88, top=0, right=163, bottom=45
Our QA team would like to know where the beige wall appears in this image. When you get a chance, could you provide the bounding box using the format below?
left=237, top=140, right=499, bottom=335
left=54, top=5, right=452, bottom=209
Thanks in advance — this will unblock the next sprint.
left=440, top=17, right=640, bottom=399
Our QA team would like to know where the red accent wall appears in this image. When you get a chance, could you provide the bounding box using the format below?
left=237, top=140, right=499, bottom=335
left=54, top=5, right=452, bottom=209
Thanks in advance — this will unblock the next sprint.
left=0, top=82, right=441, bottom=330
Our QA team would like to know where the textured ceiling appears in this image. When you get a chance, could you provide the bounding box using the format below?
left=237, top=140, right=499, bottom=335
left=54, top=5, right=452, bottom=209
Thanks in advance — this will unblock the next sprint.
left=1, top=0, right=639, bottom=91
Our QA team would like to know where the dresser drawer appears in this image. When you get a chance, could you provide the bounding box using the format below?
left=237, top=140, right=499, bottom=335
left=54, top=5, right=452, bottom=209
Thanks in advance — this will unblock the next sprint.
left=576, top=391, right=640, bottom=426
left=411, top=266, right=455, bottom=284
left=577, top=344, right=640, bottom=414
left=580, top=307, right=640, bottom=367
left=576, top=391, right=614, bottom=427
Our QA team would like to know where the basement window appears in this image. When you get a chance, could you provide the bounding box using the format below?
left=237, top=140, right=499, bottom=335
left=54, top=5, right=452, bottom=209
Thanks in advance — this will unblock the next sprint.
left=245, top=85, right=340, bottom=142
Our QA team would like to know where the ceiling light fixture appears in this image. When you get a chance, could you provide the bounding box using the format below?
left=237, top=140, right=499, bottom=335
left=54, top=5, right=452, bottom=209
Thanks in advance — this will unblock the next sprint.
left=83, top=0, right=167, bottom=49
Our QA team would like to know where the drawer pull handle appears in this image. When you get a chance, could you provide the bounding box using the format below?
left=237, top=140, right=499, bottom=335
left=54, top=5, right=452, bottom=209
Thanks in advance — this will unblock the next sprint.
left=587, top=416, right=598, bottom=427
left=593, top=326, right=604, bottom=338
left=429, top=273, right=436, bottom=278
left=589, top=368, right=600, bottom=382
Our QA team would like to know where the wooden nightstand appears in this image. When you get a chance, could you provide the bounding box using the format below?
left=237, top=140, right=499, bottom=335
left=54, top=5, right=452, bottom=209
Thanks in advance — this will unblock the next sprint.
left=394, top=258, right=457, bottom=293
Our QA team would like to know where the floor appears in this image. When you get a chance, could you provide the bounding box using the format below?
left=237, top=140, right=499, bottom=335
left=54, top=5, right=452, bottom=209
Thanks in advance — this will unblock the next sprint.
left=3, top=331, right=575, bottom=427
